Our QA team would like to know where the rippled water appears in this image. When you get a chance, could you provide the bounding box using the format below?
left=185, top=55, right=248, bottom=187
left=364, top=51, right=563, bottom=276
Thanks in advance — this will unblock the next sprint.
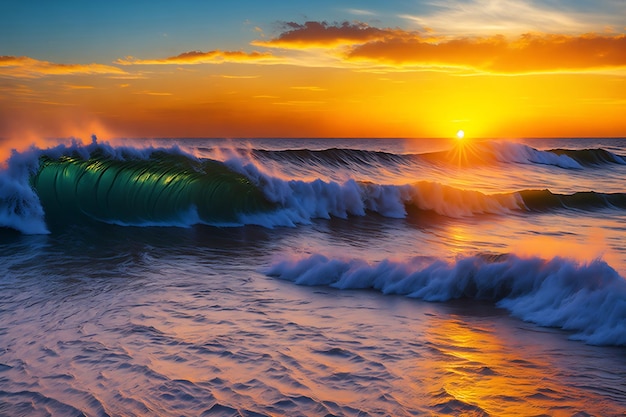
left=1, top=224, right=624, bottom=416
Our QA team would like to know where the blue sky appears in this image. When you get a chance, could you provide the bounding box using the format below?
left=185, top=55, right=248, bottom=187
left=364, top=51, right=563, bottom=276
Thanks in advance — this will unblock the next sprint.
left=2, top=1, right=410, bottom=61
left=4, top=0, right=623, bottom=62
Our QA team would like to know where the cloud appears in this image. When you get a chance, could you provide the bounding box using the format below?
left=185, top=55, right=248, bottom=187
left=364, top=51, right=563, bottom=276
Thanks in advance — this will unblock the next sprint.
left=64, top=84, right=95, bottom=90
left=347, top=32, right=626, bottom=74
left=0, top=56, right=126, bottom=78
left=216, top=75, right=260, bottom=79
left=400, top=0, right=626, bottom=36
left=132, top=91, right=173, bottom=96
left=252, top=21, right=404, bottom=48
left=116, top=50, right=279, bottom=65
left=345, top=9, right=377, bottom=17
left=291, top=86, right=327, bottom=91
left=253, top=21, right=626, bottom=74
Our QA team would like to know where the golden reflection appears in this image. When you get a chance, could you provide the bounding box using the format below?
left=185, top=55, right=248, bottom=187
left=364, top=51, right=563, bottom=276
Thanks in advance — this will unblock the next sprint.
left=445, top=137, right=489, bottom=168
left=413, top=316, right=587, bottom=416
left=445, top=225, right=473, bottom=256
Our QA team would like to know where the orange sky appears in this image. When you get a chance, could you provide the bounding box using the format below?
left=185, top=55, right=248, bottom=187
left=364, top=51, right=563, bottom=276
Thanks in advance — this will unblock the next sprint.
left=1, top=4, right=625, bottom=145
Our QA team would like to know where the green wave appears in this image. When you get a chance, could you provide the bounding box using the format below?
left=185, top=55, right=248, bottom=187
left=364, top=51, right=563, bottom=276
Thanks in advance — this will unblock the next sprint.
left=30, top=151, right=275, bottom=225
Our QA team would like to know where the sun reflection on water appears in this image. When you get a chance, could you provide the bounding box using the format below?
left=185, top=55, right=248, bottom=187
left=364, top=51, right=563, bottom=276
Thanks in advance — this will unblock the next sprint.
left=413, top=314, right=605, bottom=416
left=445, top=136, right=490, bottom=168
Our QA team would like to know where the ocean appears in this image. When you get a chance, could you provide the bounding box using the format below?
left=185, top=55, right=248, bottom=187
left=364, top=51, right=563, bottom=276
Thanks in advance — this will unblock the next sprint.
left=0, top=137, right=625, bottom=416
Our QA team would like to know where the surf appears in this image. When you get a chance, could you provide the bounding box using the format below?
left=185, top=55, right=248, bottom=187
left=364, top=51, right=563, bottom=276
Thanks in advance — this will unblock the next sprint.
left=266, top=252, right=626, bottom=346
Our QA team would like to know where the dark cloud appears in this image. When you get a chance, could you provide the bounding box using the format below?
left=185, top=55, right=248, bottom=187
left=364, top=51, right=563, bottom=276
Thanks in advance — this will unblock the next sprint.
left=253, top=21, right=405, bottom=48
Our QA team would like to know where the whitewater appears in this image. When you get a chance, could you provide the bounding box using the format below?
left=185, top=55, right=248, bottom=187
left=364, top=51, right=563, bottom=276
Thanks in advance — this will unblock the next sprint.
left=0, top=137, right=625, bottom=416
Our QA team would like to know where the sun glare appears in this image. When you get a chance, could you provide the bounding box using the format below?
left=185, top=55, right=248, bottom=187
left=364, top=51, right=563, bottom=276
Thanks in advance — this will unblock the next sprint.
left=456, top=130, right=465, bottom=140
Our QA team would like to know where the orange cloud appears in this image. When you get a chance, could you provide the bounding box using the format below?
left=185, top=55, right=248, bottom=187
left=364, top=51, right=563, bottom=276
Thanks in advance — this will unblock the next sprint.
left=252, top=21, right=404, bottom=48
left=253, top=22, right=626, bottom=74
left=0, top=56, right=126, bottom=78
left=348, top=32, right=626, bottom=73
left=116, top=50, right=279, bottom=65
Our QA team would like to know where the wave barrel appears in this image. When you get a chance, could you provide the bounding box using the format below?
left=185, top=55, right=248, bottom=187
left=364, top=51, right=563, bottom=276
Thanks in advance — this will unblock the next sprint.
left=30, top=152, right=275, bottom=225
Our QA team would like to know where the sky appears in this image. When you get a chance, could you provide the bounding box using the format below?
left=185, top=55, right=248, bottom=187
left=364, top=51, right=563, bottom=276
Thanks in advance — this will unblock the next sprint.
left=1, top=0, right=625, bottom=144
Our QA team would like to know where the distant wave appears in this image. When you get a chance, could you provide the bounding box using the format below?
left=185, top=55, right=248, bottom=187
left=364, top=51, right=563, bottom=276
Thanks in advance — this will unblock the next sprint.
left=252, top=147, right=408, bottom=169
left=266, top=253, right=626, bottom=346
left=248, top=141, right=626, bottom=171
left=519, top=189, right=626, bottom=211
left=422, top=141, right=626, bottom=169
left=549, top=148, right=626, bottom=166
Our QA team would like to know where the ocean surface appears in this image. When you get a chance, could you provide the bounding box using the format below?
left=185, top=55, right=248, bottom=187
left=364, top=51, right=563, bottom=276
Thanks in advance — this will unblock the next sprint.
left=1, top=137, right=625, bottom=416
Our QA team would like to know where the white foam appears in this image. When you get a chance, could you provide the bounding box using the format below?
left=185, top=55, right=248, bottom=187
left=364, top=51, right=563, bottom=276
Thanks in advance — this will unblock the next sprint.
left=0, top=148, right=49, bottom=234
left=266, top=253, right=626, bottom=346
left=221, top=150, right=525, bottom=226
left=486, top=141, right=583, bottom=169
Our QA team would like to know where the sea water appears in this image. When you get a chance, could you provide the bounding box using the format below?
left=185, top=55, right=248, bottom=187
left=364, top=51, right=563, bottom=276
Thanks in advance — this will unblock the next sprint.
left=0, top=137, right=625, bottom=416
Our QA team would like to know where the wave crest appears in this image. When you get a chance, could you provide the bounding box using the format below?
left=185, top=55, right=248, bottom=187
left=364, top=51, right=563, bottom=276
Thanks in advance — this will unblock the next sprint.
left=31, top=151, right=274, bottom=227
left=266, top=253, right=626, bottom=346
left=423, top=141, right=626, bottom=169
left=0, top=149, right=48, bottom=234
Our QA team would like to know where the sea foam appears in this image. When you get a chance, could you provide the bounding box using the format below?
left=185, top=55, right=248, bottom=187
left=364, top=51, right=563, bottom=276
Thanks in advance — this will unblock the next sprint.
left=266, top=253, right=626, bottom=346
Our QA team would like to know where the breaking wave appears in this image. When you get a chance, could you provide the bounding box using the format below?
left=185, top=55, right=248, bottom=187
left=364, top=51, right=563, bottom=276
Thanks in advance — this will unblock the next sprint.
left=266, top=253, right=626, bottom=346
left=31, top=152, right=274, bottom=227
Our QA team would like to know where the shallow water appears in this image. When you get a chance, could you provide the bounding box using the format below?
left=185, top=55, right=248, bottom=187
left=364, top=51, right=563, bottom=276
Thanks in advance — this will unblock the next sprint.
left=1, top=137, right=625, bottom=416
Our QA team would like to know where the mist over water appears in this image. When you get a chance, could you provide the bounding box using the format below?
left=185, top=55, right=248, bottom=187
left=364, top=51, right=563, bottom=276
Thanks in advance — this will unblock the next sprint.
left=1, top=137, right=625, bottom=416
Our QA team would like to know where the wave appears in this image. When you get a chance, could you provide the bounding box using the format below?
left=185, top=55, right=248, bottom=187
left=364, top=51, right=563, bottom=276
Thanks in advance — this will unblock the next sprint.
left=248, top=141, right=626, bottom=171
left=0, top=138, right=276, bottom=233
left=266, top=253, right=626, bottom=346
left=223, top=157, right=524, bottom=225
left=519, top=189, right=626, bottom=211
left=1, top=138, right=624, bottom=234
left=31, top=150, right=274, bottom=228
left=252, top=147, right=408, bottom=169
left=423, top=141, right=626, bottom=169
left=549, top=147, right=626, bottom=166
left=0, top=149, right=49, bottom=234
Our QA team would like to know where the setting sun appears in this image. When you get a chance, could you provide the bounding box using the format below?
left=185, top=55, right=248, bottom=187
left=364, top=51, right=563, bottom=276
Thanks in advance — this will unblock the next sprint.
left=456, top=130, right=465, bottom=140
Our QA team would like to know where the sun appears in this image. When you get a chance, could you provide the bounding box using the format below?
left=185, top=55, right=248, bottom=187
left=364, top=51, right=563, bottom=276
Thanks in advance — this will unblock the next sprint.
left=456, top=129, right=465, bottom=140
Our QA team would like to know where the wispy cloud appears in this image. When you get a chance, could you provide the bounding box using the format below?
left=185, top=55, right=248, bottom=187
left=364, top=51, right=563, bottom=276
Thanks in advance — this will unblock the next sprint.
left=0, top=56, right=126, bottom=78
left=215, top=74, right=261, bottom=79
left=132, top=91, right=173, bottom=96
left=0, top=83, right=37, bottom=97
left=272, top=100, right=326, bottom=106
left=400, top=0, right=625, bottom=35
left=291, top=86, right=327, bottom=91
left=116, top=50, right=279, bottom=65
left=345, top=9, right=377, bottom=17
left=64, top=84, right=95, bottom=90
